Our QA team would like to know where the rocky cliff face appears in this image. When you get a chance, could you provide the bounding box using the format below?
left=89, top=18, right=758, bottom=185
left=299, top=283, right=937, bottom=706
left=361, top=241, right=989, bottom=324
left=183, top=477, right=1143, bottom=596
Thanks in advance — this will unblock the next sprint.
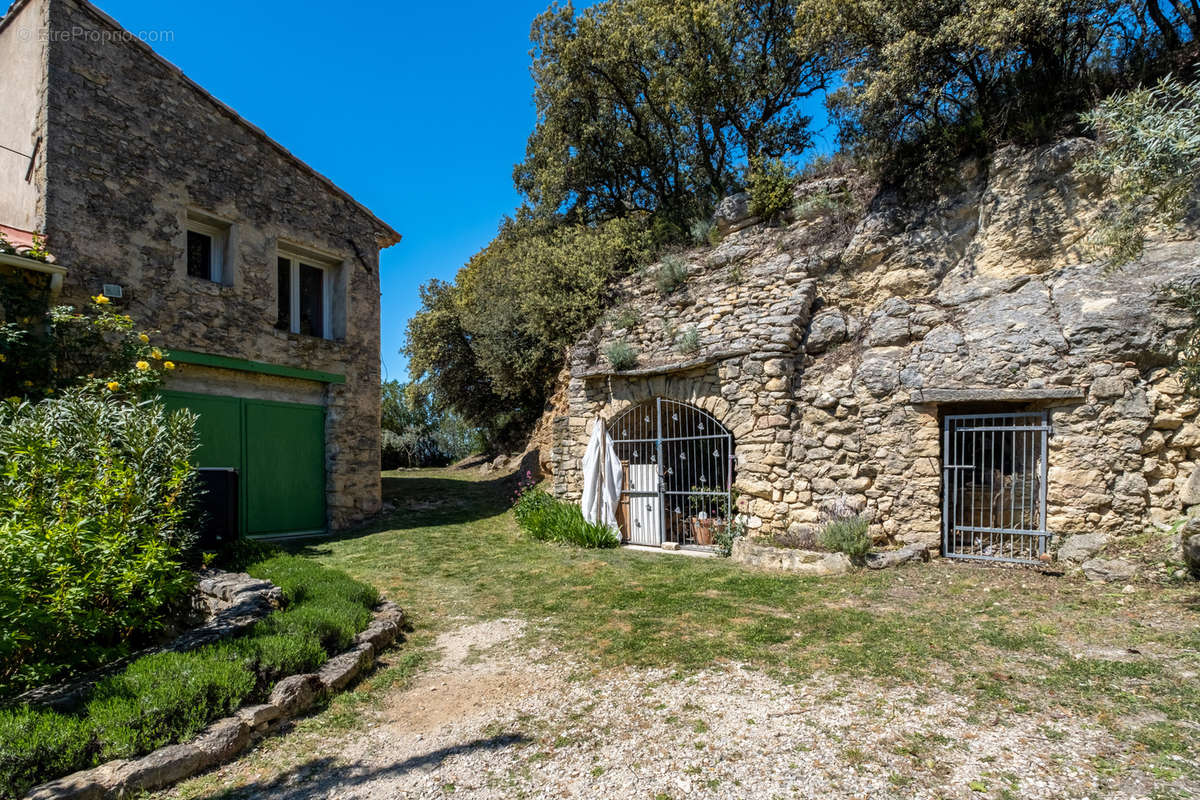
left=549, top=137, right=1200, bottom=560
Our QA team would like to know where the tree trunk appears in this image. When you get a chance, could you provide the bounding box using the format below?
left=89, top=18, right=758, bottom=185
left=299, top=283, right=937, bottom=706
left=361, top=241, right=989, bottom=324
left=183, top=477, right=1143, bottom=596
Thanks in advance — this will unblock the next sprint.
left=1146, top=0, right=1182, bottom=48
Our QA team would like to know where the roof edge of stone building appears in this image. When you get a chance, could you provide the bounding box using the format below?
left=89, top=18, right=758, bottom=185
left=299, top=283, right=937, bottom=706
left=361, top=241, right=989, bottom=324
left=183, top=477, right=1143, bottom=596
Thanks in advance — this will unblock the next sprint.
left=13, top=0, right=402, bottom=249
left=0, top=0, right=34, bottom=34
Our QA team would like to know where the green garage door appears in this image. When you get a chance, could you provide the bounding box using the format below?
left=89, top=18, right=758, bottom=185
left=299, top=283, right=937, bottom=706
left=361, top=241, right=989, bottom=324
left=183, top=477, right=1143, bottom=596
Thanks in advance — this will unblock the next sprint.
left=160, top=392, right=327, bottom=537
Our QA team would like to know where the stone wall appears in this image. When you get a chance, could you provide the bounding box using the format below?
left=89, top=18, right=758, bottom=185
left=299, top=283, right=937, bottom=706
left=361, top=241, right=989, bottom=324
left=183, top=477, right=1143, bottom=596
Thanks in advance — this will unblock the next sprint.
left=551, top=136, right=1200, bottom=559
left=552, top=239, right=816, bottom=535
left=0, top=0, right=47, bottom=232
left=24, top=0, right=400, bottom=529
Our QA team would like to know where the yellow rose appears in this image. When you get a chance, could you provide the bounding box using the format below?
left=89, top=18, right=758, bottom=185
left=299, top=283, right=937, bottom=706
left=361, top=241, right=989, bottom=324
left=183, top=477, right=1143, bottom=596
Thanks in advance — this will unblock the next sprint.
left=94, top=295, right=110, bottom=305
left=22, top=380, right=32, bottom=388
left=0, top=354, right=6, bottom=363
left=135, top=361, right=150, bottom=371
left=138, top=333, right=150, bottom=344
left=107, top=381, right=120, bottom=392
left=163, top=361, right=176, bottom=370
left=151, top=348, right=162, bottom=360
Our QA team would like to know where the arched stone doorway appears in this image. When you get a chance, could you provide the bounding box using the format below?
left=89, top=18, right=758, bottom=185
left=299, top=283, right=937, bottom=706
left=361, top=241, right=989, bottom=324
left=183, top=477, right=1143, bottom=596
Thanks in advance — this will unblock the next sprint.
left=606, top=397, right=735, bottom=548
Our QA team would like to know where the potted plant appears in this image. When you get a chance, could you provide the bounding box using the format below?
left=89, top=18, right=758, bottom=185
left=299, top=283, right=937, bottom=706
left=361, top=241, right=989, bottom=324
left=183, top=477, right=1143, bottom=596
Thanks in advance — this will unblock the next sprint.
left=688, top=488, right=727, bottom=546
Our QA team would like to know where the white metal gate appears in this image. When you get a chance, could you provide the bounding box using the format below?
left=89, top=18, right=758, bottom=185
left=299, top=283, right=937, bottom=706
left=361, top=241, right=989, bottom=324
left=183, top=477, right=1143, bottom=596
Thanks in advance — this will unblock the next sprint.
left=943, top=411, right=1051, bottom=564
left=607, top=398, right=734, bottom=548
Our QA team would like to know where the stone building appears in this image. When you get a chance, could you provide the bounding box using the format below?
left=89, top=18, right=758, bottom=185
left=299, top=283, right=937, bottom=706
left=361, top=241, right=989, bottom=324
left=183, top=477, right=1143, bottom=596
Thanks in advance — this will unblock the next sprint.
left=551, top=138, right=1200, bottom=567
left=0, top=0, right=400, bottom=535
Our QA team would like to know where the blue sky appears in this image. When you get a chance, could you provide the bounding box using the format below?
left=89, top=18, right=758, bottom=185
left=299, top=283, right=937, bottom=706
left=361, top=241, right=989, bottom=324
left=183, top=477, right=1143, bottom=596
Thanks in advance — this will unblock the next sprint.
left=87, top=1, right=832, bottom=380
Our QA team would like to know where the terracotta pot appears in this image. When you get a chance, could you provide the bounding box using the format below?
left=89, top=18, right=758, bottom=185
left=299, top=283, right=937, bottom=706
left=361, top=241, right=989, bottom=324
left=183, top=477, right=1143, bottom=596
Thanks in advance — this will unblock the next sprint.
left=691, top=517, right=716, bottom=546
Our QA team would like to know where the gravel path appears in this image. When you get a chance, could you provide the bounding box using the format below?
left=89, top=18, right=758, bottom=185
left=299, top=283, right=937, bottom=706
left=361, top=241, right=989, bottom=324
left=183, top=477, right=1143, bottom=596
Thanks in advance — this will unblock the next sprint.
left=184, top=617, right=1182, bottom=800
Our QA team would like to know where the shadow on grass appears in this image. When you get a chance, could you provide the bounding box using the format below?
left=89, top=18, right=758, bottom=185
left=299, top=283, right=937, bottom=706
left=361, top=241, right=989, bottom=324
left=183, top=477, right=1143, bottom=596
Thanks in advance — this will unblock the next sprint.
left=197, top=732, right=530, bottom=799
left=302, top=452, right=543, bottom=546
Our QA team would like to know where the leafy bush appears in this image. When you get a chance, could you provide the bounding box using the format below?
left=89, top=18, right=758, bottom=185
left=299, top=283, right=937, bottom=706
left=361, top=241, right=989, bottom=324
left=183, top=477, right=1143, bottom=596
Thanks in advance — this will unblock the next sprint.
left=1166, top=281, right=1200, bottom=397
left=514, top=492, right=619, bottom=549
left=713, top=517, right=747, bottom=558
left=0, top=553, right=379, bottom=796
left=0, top=708, right=92, bottom=799
left=0, top=297, right=174, bottom=402
left=654, top=254, right=690, bottom=294
left=1080, top=72, right=1200, bottom=268
left=405, top=214, right=654, bottom=448
left=0, top=391, right=199, bottom=694
left=675, top=327, right=700, bottom=355
left=818, top=516, right=872, bottom=559
left=611, top=306, right=640, bottom=330
left=604, top=340, right=638, bottom=371
left=86, top=649, right=255, bottom=760
left=260, top=600, right=371, bottom=654
left=747, top=157, right=796, bottom=222
left=380, top=380, right=478, bottom=470
left=689, top=218, right=714, bottom=245
left=513, top=487, right=556, bottom=528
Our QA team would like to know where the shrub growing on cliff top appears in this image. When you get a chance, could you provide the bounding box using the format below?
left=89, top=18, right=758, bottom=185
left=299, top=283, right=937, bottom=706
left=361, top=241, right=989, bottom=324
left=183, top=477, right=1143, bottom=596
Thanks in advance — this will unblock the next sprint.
left=1080, top=71, right=1200, bottom=267
left=0, top=391, right=199, bottom=693
left=747, top=157, right=798, bottom=222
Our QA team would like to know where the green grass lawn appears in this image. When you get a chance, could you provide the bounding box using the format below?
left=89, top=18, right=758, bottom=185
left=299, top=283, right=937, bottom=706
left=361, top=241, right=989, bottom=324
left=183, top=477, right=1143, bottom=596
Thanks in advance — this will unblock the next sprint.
left=292, top=467, right=1200, bottom=778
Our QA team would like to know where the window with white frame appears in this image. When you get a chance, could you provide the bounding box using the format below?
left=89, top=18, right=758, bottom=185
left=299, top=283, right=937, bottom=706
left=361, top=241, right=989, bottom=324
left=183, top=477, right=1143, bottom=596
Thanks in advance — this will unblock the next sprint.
left=185, top=215, right=229, bottom=283
left=276, top=252, right=333, bottom=339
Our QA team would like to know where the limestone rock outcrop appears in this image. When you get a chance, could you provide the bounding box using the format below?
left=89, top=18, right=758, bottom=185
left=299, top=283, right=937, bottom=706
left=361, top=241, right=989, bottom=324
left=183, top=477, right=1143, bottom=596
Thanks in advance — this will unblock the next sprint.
left=549, top=136, right=1200, bottom=561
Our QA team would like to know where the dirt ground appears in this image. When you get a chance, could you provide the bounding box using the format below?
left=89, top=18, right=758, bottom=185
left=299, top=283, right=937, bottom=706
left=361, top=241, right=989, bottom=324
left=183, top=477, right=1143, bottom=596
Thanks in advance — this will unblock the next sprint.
left=161, top=615, right=1189, bottom=800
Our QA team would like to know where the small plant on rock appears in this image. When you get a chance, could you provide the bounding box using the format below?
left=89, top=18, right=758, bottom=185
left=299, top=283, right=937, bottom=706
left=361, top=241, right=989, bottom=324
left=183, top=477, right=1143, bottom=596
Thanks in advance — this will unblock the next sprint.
left=654, top=254, right=689, bottom=295
left=714, top=516, right=747, bottom=558
left=675, top=327, right=700, bottom=355
left=689, top=218, right=714, bottom=245
left=604, top=340, right=637, bottom=371
left=816, top=495, right=872, bottom=560
left=611, top=306, right=640, bottom=331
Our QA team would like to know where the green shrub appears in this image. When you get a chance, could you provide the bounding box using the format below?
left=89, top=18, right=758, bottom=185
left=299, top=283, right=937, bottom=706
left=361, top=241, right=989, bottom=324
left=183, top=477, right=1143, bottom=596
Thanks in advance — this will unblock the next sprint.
left=513, top=487, right=556, bottom=528
left=261, top=599, right=371, bottom=654
left=714, top=517, right=747, bottom=558
left=224, top=633, right=326, bottom=684
left=611, top=306, right=640, bottom=330
left=515, top=495, right=619, bottom=549
left=87, top=649, right=255, bottom=760
left=1079, top=72, right=1200, bottom=268
left=747, top=157, right=796, bottom=222
left=0, top=707, right=92, bottom=799
left=0, top=391, right=199, bottom=694
left=0, top=295, right=173, bottom=402
left=675, top=327, right=700, bottom=355
left=246, top=553, right=379, bottom=609
left=654, top=254, right=689, bottom=294
left=818, top=515, right=872, bottom=559
left=604, top=341, right=638, bottom=371
left=688, top=218, right=714, bottom=245
left=0, top=552, right=379, bottom=796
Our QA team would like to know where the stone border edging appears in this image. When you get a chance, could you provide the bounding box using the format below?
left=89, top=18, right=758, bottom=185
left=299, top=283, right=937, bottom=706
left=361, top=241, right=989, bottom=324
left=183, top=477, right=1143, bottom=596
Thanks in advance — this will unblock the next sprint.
left=731, top=537, right=853, bottom=575
left=25, top=601, right=407, bottom=800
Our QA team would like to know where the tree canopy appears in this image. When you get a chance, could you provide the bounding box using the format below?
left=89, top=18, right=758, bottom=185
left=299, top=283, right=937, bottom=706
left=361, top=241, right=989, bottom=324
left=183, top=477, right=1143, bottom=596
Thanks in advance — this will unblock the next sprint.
left=517, top=0, right=830, bottom=224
